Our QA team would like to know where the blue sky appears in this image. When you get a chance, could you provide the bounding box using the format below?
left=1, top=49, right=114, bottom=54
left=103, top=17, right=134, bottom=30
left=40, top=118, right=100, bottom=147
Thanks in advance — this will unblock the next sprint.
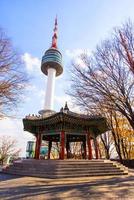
left=0, top=0, right=134, bottom=156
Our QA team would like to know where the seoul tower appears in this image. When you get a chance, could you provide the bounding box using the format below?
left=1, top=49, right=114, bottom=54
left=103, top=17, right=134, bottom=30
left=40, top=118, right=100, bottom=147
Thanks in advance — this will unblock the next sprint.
left=39, top=17, right=63, bottom=116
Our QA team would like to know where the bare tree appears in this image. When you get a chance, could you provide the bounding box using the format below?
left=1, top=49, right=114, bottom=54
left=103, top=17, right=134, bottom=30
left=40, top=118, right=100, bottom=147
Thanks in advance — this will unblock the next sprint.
left=99, top=132, right=114, bottom=159
left=0, top=136, right=20, bottom=165
left=69, top=21, right=134, bottom=161
left=0, top=27, right=28, bottom=118
left=115, top=20, right=134, bottom=74
left=69, top=21, right=134, bottom=131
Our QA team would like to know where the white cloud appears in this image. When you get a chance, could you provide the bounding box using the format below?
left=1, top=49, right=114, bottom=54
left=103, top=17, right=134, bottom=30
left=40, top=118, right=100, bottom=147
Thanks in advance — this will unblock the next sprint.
left=21, top=84, right=38, bottom=104
left=65, top=48, right=90, bottom=68
left=73, top=57, right=87, bottom=68
left=21, top=93, right=32, bottom=103
left=66, top=48, right=90, bottom=58
left=24, top=84, right=45, bottom=107
left=26, top=84, right=37, bottom=92
left=33, top=88, right=45, bottom=108
left=39, top=90, right=45, bottom=108
left=38, top=89, right=45, bottom=98
left=22, top=53, right=41, bottom=73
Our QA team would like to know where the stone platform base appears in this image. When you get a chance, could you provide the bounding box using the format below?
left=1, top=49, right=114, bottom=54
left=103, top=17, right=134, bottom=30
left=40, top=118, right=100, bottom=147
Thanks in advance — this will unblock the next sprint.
left=3, top=159, right=128, bottom=179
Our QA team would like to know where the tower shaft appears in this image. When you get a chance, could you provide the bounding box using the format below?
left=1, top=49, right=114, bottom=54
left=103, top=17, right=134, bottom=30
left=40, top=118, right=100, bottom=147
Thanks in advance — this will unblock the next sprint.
left=44, top=68, right=56, bottom=110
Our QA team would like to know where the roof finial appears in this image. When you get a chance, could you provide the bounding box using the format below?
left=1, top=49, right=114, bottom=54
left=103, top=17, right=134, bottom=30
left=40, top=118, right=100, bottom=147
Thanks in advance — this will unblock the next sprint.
left=64, top=102, right=69, bottom=111
left=51, top=16, right=58, bottom=48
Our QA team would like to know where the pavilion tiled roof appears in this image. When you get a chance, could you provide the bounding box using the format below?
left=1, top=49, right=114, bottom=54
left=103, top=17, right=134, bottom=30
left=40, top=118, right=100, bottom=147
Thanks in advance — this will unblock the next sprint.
left=23, top=109, right=108, bottom=136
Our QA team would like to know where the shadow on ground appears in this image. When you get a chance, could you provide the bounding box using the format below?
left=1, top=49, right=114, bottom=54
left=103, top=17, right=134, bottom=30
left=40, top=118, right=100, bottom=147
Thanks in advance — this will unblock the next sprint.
left=0, top=173, right=22, bottom=181
left=0, top=173, right=134, bottom=200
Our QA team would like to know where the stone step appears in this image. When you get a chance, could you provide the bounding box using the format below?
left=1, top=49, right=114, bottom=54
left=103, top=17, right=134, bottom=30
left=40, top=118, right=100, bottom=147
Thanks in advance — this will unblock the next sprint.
left=3, top=169, right=127, bottom=178
left=3, top=166, right=124, bottom=173
left=7, top=171, right=124, bottom=177
left=17, top=160, right=108, bottom=165
left=6, top=167, right=122, bottom=173
left=12, top=165, right=115, bottom=170
left=13, top=162, right=114, bottom=167
left=9, top=166, right=119, bottom=171
left=21, top=159, right=105, bottom=162
left=3, top=167, right=125, bottom=175
left=3, top=159, right=128, bottom=178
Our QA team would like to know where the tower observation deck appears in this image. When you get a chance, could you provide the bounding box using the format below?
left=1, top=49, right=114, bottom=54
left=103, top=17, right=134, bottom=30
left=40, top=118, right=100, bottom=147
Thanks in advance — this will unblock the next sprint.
left=39, top=17, right=63, bottom=116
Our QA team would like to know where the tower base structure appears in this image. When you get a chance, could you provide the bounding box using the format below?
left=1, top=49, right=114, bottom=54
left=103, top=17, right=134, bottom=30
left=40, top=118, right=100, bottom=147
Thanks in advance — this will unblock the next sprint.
left=38, top=109, right=56, bottom=118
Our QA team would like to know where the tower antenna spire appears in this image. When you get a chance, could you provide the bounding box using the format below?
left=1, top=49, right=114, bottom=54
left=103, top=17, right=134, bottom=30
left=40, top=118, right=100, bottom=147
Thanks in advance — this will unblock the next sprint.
left=51, top=16, right=58, bottom=48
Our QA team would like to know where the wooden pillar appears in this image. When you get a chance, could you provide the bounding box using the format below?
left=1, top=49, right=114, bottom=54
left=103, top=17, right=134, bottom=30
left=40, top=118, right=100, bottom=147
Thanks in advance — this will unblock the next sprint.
left=34, top=135, right=38, bottom=159
left=98, top=142, right=102, bottom=159
left=48, top=141, right=52, bottom=159
left=87, top=134, right=92, bottom=160
left=94, top=138, right=99, bottom=159
left=60, top=131, right=65, bottom=160
left=35, top=133, right=42, bottom=159
left=83, top=140, right=87, bottom=159
left=66, top=140, right=70, bottom=159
